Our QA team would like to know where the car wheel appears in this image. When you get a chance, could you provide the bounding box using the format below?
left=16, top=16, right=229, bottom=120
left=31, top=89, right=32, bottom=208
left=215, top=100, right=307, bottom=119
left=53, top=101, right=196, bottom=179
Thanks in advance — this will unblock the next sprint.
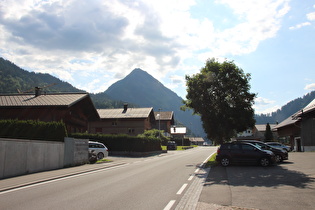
left=275, top=155, right=282, bottom=163
left=260, top=157, right=270, bottom=167
left=221, top=157, right=230, bottom=167
left=97, top=152, right=104, bottom=160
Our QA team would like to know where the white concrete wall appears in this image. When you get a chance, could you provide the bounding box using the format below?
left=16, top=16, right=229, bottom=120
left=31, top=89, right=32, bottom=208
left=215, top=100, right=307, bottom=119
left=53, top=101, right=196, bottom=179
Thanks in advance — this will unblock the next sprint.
left=0, top=138, right=64, bottom=179
left=64, top=137, right=89, bottom=167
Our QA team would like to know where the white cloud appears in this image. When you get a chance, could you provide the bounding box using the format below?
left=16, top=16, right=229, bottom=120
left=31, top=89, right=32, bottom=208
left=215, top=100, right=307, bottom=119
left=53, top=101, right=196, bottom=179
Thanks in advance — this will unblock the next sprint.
left=304, top=83, right=315, bottom=90
left=253, top=97, right=281, bottom=114
left=255, top=97, right=275, bottom=106
left=255, top=105, right=281, bottom=115
left=0, top=0, right=291, bottom=93
left=289, top=22, right=311, bottom=30
left=307, top=12, right=315, bottom=21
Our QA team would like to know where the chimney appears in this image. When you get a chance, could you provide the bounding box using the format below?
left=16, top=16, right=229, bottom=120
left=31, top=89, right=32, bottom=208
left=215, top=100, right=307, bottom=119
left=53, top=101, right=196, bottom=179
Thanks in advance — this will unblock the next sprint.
left=123, top=103, right=128, bottom=113
left=35, top=87, right=41, bottom=97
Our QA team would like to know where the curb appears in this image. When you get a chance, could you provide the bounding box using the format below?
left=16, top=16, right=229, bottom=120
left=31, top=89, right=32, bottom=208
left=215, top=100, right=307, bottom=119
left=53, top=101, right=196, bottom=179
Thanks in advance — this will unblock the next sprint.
left=0, top=162, right=127, bottom=193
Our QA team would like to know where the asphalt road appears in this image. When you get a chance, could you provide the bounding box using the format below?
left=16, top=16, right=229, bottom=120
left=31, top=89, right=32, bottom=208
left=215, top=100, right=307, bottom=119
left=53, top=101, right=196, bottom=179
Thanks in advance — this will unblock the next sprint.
left=0, top=147, right=217, bottom=210
left=198, top=152, right=315, bottom=210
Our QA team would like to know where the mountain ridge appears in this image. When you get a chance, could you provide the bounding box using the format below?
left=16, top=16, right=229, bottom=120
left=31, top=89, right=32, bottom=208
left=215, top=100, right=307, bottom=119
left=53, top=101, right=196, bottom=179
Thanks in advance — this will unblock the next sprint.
left=1, top=57, right=314, bottom=137
left=103, top=68, right=206, bottom=137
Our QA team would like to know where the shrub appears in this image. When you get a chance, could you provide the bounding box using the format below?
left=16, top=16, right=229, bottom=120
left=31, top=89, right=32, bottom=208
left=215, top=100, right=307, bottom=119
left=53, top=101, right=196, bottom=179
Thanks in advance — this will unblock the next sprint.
left=0, top=119, right=67, bottom=141
left=70, top=133, right=162, bottom=152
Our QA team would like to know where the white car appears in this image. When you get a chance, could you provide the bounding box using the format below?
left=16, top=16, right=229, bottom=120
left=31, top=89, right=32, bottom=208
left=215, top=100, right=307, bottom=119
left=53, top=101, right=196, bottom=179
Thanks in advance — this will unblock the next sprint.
left=89, top=141, right=109, bottom=160
left=266, top=142, right=291, bottom=152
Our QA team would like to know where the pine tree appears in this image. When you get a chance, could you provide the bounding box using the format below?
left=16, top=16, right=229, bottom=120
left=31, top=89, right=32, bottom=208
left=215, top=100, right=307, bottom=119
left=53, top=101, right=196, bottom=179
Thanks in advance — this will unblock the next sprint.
left=264, top=123, right=273, bottom=141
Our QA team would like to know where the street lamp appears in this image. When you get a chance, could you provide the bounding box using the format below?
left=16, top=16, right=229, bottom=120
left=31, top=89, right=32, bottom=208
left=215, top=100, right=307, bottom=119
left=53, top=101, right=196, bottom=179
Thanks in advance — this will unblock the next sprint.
left=158, top=108, right=161, bottom=139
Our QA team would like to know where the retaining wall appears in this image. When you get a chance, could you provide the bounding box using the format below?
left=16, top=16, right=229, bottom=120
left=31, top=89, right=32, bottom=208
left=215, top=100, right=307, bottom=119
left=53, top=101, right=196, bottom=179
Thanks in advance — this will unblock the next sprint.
left=0, top=137, right=89, bottom=179
left=0, top=138, right=64, bottom=179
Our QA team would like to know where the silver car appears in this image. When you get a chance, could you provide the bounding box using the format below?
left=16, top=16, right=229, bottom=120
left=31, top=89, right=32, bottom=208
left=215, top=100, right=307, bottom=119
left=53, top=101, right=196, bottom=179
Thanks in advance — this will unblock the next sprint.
left=89, top=141, right=109, bottom=160
left=266, top=142, right=291, bottom=152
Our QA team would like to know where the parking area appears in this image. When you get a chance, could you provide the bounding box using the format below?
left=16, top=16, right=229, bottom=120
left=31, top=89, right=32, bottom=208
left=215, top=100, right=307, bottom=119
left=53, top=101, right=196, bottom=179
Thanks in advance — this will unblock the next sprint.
left=199, top=152, right=315, bottom=210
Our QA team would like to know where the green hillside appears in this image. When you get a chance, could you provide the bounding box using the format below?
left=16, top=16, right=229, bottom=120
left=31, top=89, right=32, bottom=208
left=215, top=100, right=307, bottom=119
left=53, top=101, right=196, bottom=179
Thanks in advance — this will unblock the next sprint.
left=1, top=56, right=314, bottom=137
left=104, top=68, right=206, bottom=137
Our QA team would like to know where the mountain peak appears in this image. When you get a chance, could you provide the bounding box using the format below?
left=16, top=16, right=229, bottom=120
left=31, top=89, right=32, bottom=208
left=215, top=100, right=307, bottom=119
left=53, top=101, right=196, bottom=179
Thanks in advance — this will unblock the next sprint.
left=127, top=68, right=151, bottom=78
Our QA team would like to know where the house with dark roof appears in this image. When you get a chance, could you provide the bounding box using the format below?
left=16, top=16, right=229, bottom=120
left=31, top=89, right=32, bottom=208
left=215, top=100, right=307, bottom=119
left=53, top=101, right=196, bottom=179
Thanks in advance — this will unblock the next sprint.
left=237, top=124, right=278, bottom=141
left=154, top=111, right=175, bottom=136
left=0, top=92, right=99, bottom=133
left=189, top=137, right=205, bottom=146
left=275, top=98, right=315, bottom=151
left=89, top=104, right=156, bottom=136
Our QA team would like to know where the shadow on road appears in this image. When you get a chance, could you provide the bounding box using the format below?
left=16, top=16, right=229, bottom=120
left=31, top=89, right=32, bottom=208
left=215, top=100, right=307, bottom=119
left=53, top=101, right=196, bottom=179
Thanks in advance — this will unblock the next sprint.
left=204, top=164, right=315, bottom=189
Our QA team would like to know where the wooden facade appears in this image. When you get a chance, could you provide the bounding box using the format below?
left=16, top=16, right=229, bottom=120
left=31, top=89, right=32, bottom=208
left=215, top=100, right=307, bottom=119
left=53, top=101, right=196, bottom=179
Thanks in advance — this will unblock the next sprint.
left=154, top=111, right=175, bottom=136
left=298, top=99, right=315, bottom=151
left=89, top=105, right=156, bottom=136
left=276, top=98, right=315, bottom=151
left=0, top=93, right=99, bottom=134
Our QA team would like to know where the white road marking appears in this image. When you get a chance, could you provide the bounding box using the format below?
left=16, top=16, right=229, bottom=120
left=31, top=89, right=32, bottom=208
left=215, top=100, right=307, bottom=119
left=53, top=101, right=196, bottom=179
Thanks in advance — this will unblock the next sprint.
left=188, top=175, right=194, bottom=181
left=164, top=200, right=176, bottom=210
left=176, top=183, right=188, bottom=195
left=0, top=164, right=127, bottom=195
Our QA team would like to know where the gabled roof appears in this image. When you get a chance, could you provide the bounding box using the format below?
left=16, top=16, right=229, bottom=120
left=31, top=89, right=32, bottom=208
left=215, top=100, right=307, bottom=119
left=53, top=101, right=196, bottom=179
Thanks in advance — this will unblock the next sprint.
left=97, top=107, right=153, bottom=119
left=154, top=111, right=174, bottom=120
left=275, top=114, right=298, bottom=129
left=0, top=93, right=90, bottom=107
left=276, top=98, right=315, bottom=129
left=255, top=124, right=277, bottom=132
left=189, top=137, right=205, bottom=142
left=296, top=98, right=315, bottom=117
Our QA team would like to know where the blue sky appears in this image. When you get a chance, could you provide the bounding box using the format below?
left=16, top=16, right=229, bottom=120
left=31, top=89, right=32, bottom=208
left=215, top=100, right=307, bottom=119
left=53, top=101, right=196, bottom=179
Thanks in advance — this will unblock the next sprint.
left=0, top=0, right=314, bottom=114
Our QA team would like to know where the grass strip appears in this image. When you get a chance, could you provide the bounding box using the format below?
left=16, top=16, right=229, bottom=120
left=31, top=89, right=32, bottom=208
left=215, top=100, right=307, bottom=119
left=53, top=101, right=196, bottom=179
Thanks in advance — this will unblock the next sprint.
left=205, top=152, right=217, bottom=167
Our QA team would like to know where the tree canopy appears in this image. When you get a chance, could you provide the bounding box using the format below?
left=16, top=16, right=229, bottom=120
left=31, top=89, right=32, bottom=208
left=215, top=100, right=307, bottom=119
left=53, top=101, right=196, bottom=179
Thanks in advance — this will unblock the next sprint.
left=182, top=58, right=256, bottom=144
left=264, top=123, right=274, bottom=141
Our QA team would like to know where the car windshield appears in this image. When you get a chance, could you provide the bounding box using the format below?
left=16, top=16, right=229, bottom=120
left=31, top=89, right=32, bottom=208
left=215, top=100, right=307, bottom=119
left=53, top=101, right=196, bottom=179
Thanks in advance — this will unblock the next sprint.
left=254, top=144, right=263, bottom=149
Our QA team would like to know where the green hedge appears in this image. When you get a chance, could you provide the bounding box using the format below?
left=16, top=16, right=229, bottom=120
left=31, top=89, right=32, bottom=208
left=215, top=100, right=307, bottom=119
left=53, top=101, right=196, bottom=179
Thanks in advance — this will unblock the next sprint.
left=0, top=119, right=67, bottom=142
left=70, top=133, right=162, bottom=152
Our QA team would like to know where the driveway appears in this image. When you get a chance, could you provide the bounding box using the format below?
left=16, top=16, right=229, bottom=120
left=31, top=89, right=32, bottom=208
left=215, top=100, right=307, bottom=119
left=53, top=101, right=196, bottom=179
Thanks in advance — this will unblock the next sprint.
left=198, top=152, right=315, bottom=210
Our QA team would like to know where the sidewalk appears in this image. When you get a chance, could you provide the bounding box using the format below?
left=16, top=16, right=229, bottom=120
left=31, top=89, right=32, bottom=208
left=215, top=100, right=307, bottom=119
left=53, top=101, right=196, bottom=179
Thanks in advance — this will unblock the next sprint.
left=196, top=152, right=315, bottom=210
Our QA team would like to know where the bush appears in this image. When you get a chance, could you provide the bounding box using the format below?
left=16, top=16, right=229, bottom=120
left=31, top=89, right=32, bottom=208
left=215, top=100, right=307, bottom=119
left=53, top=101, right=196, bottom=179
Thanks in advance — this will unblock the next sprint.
left=0, top=119, right=67, bottom=141
left=70, top=133, right=162, bottom=152
left=138, top=129, right=170, bottom=145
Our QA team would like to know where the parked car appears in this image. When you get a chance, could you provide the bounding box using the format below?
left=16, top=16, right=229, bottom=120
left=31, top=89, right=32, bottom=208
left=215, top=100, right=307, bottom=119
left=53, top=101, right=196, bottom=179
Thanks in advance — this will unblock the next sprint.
left=216, top=141, right=276, bottom=167
left=238, top=140, right=288, bottom=163
left=88, top=141, right=109, bottom=160
left=167, top=141, right=177, bottom=150
left=266, top=142, right=291, bottom=152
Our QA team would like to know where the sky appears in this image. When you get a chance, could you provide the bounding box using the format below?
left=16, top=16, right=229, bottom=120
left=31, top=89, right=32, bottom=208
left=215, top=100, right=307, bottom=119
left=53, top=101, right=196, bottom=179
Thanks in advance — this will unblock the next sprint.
left=0, top=0, right=314, bottom=114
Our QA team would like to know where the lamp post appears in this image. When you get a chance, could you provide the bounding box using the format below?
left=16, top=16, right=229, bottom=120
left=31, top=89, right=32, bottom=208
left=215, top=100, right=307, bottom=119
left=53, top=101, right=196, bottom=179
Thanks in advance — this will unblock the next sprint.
left=158, top=108, right=161, bottom=139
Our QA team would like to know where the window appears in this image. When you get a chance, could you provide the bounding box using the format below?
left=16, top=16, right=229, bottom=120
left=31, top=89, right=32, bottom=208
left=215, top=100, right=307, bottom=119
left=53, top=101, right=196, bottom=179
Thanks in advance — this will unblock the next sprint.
left=128, top=128, right=135, bottom=133
left=112, top=122, right=117, bottom=126
left=229, top=144, right=239, bottom=150
left=241, top=144, right=255, bottom=151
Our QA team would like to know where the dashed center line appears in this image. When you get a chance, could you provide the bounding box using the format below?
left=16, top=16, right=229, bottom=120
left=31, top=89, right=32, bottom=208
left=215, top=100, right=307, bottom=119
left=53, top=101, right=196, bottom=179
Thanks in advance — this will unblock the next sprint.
left=164, top=200, right=176, bottom=210
left=177, top=183, right=188, bottom=195
left=163, top=151, right=216, bottom=210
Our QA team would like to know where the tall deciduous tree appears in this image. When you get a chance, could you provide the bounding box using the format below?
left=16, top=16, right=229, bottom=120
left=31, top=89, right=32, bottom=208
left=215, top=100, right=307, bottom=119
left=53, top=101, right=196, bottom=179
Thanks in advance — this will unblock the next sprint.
left=182, top=58, right=256, bottom=145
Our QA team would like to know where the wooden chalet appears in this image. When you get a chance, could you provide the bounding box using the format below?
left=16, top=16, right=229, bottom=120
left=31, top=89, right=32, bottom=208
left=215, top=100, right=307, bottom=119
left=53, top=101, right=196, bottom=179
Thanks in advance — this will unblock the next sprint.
left=275, top=98, right=315, bottom=151
left=154, top=111, right=175, bottom=136
left=0, top=92, right=99, bottom=133
left=237, top=124, right=278, bottom=141
left=189, top=137, right=205, bottom=146
left=89, top=104, right=156, bottom=136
